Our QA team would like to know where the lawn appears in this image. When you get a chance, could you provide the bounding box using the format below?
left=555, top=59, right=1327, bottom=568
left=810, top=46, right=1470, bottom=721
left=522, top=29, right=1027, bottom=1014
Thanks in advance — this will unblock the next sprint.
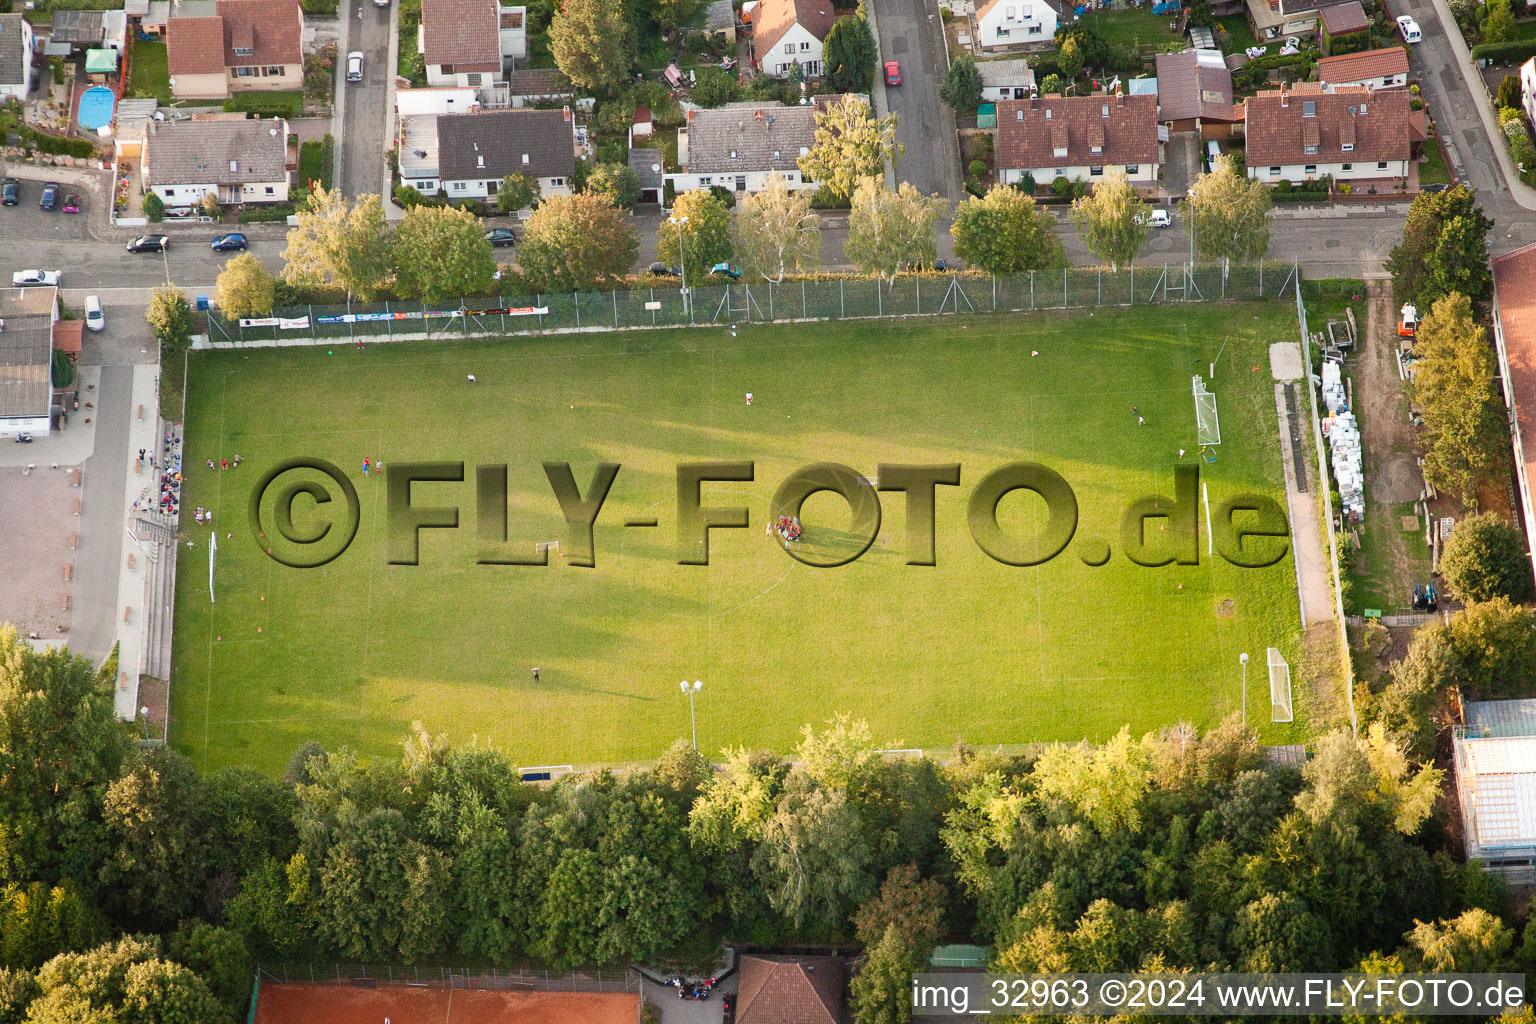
left=1419, top=134, right=1453, bottom=186
left=1076, top=6, right=1184, bottom=50
left=170, top=304, right=1311, bottom=774
left=128, top=37, right=172, bottom=106
left=223, top=90, right=305, bottom=117
left=1214, top=14, right=1263, bottom=53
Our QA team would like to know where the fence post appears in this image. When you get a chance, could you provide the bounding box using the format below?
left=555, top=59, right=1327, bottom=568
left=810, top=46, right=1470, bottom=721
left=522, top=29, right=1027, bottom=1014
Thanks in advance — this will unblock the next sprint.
left=1259, top=261, right=1264, bottom=298
left=840, top=279, right=845, bottom=318
left=768, top=282, right=774, bottom=321
left=1098, top=268, right=1102, bottom=306
left=915, top=275, right=920, bottom=315
left=309, top=305, right=317, bottom=342
left=613, top=290, right=619, bottom=327
left=877, top=280, right=882, bottom=316
left=802, top=280, right=807, bottom=319
left=346, top=294, right=353, bottom=343
left=574, top=293, right=580, bottom=329
left=1130, top=266, right=1134, bottom=305
left=993, top=275, right=997, bottom=311
left=1063, top=267, right=1067, bottom=309
left=1030, top=271, right=1034, bottom=310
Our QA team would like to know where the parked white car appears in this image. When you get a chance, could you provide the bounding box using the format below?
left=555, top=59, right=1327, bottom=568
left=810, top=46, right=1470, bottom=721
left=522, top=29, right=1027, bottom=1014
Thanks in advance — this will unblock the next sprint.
left=346, top=51, right=364, bottom=82
left=85, top=295, right=105, bottom=333
left=1396, top=15, right=1422, bottom=42
left=1148, top=208, right=1171, bottom=228
left=12, top=270, right=60, bottom=287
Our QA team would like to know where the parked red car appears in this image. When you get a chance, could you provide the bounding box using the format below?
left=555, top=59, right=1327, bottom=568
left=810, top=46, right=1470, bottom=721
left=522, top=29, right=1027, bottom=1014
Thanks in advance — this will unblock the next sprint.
left=61, top=194, right=81, bottom=213
left=884, top=60, right=901, bottom=85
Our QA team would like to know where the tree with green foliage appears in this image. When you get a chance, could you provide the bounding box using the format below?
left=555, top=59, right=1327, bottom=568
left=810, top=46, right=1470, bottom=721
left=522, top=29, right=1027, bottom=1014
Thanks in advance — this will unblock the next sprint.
left=1408, top=909, right=1515, bottom=972
left=280, top=189, right=390, bottom=300
left=167, top=923, right=249, bottom=1018
left=1040, top=73, right=1063, bottom=95
left=0, top=628, right=130, bottom=888
left=1485, top=0, right=1514, bottom=44
left=585, top=162, right=643, bottom=211
left=1181, top=154, right=1272, bottom=262
left=850, top=924, right=916, bottom=1024
left=310, top=807, right=450, bottom=962
left=1413, top=292, right=1507, bottom=505
left=496, top=173, right=540, bottom=214
left=1387, top=185, right=1493, bottom=306
left=517, top=193, right=639, bottom=292
left=731, top=173, right=821, bottom=282
left=1497, top=73, right=1521, bottom=111
left=100, top=748, right=210, bottom=928
left=49, top=349, right=73, bottom=390
left=1187, top=0, right=1213, bottom=26
left=656, top=189, right=733, bottom=284
left=0, top=882, right=107, bottom=971
left=28, top=937, right=228, bottom=1024
left=141, top=192, right=165, bottom=222
left=752, top=781, right=874, bottom=934
left=214, top=254, right=275, bottom=319
left=1032, top=725, right=1153, bottom=832
left=854, top=864, right=947, bottom=955
left=1068, top=169, right=1148, bottom=271
left=951, top=186, right=1063, bottom=273
left=692, top=66, right=740, bottom=107
left=1057, top=36, right=1084, bottom=84
left=799, top=94, right=901, bottom=200
left=388, top=205, right=498, bottom=304
left=940, top=57, right=983, bottom=113
left=145, top=285, right=193, bottom=358
left=0, top=968, right=39, bottom=1024
left=653, top=0, right=698, bottom=32
left=846, top=177, right=949, bottom=284
left=823, top=16, right=877, bottom=93
left=1440, top=512, right=1534, bottom=603
left=549, top=0, right=635, bottom=94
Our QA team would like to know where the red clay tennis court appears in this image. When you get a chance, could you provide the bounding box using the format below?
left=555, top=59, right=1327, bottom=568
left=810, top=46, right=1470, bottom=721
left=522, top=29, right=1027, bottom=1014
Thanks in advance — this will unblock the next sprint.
left=253, top=983, right=639, bottom=1024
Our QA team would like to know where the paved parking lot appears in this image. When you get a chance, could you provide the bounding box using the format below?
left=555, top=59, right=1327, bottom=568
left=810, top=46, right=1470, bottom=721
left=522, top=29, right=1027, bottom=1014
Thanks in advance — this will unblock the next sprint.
left=1, top=177, right=97, bottom=246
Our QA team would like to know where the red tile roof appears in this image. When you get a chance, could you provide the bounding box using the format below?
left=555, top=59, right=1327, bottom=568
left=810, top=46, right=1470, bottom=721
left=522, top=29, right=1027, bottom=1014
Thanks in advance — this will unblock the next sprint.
left=166, top=16, right=227, bottom=75
left=51, top=319, right=82, bottom=357
left=1243, top=84, right=1411, bottom=166
left=420, top=0, right=501, bottom=67
left=753, top=0, right=836, bottom=54
left=738, top=957, right=843, bottom=1024
left=216, top=0, right=303, bottom=67
left=1494, top=243, right=1536, bottom=553
left=1317, top=46, right=1409, bottom=86
left=1320, top=0, right=1369, bottom=34
left=995, top=94, right=1158, bottom=170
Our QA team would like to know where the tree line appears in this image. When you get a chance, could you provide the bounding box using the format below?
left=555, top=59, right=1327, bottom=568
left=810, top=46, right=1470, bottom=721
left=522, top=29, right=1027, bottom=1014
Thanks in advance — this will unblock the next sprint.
left=0, top=624, right=1531, bottom=1022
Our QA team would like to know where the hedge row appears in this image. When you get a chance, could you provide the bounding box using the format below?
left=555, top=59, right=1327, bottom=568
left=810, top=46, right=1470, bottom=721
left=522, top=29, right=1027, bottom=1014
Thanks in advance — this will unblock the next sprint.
left=28, top=132, right=98, bottom=159
left=1471, top=39, right=1536, bottom=64
left=1233, top=53, right=1313, bottom=89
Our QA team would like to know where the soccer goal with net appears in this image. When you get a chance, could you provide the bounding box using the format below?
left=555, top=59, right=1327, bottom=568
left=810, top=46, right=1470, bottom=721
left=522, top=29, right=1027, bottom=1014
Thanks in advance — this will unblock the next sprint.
left=1267, top=647, right=1293, bottom=723
left=1192, top=376, right=1221, bottom=447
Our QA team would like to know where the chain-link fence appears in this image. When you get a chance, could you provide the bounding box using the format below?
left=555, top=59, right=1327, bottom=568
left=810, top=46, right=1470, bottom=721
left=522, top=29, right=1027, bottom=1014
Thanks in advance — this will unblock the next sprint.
left=256, top=962, right=640, bottom=992
left=206, top=261, right=1299, bottom=347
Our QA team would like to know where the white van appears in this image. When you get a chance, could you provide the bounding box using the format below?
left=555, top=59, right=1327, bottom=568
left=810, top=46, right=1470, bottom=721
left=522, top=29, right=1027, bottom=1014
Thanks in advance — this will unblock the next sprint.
left=1396, top=15, right=1422, bottom=42
left=84, top=295, right=105, bottom=333
left=1205, top=140, right=1221, bottom=172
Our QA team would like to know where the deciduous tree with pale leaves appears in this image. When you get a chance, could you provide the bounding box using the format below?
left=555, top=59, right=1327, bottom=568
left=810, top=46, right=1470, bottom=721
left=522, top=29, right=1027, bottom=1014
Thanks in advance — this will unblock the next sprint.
left=845, top=177, right=948, bottom=285
left=731, top=173, right=820, bottom=282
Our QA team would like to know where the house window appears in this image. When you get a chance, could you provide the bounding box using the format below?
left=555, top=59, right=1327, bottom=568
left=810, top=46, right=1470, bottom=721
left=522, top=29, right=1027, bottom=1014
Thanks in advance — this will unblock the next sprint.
left=1005, top=4, right=1016, bottom=16
left=772, top=149, right=780, bottom=159
left=700, top=176, right=712, bottom=185
left=1303, top=144, right=1317, bottom=155
left=267, top=65, right=282, bottom=76
left=1341, top=142, right=1353, bottom=152
left=1052, top=147, right=1067, bottom=158
left=1302, top=100, right=1315, bottom=117
left=1341, top=163, right=1352, bottom=171
left=550, top=177, right=564, bottom=187
left=1268, top=166, right=1280, bottom=174
left=164, top=188, right=175, bottom=197
left=1028, top=23, right=1041, bottom=33
left=996, top=26, right=1010, bottom=36
left=730, top=149, right=738, bottom=159
left=234, top=66, right=255, bottom=77
left=467, top=72, right=482, bottom=86
left=233, top=45, right=253, bottom=56
left=1090, top=166, right=1103, bottom=176
left=800, top=40, right=810, bottom=50
left=784, top=42, right=795, bottom=53
left=1304, top=164, right=1316, bottom=174
left=1091, top=145, right=1102, bottom=154
left=442, top=64, right=455, bottom=74
left=453, top=181, right=466, bottom=190
left=265, top=186, right=274, bottom=194
left=1126, top=164, right=1139, bottom=174
left=1377, top=161, right=1388, bottom=169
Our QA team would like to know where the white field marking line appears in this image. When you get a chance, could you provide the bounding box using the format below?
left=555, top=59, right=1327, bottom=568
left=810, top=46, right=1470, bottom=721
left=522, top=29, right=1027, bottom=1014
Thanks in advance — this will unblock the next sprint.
left=202, top=370, right=229, bottom=772
left=1203, top=480, right=1213, bottom=556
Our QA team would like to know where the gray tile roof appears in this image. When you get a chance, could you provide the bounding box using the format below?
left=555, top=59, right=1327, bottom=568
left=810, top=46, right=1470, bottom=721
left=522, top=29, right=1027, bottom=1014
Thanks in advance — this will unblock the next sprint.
left=145, top=118, right=290, bottom=186
left=503, top=68, right=570, bottom=96
left=977, top=58, right=1033, bottom=88
left=436, top=108, right=575, bottom=182
left=683, top=101, right=816, bottom=174
left=705, top=0, right=734, bottom=31
left=1154, top=49, right=1234, bottom=123
left=0, top=15, right=28, bottom=88
left=629, top=147, right=664, bottom=188
left=0, top=288, right=55, bottom=422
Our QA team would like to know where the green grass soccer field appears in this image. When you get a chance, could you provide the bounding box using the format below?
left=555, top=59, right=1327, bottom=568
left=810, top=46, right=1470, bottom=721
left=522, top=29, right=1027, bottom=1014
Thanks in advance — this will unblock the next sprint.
left=170, top=304, right=1310, bottom=774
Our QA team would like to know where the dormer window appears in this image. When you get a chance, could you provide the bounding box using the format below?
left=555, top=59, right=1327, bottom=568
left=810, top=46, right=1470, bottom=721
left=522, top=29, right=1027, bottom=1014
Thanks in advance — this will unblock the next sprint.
left=1341, top=142, right=1353, bottom=152
left=1053, top=145, right=1067, bottom=158
left=233, top=46, right=253, bottom=56
left=1091, top=144, right=1102, bottom=154
left=1302, top=100, right=1316, bottom=117
left=730, top=149, right=738, bottom=159
left=1044, top=108, right=1052, bottom=120
left=1303, top=144, right=1317, bottom=154
left=1101, top=103, right=1109, bottom=117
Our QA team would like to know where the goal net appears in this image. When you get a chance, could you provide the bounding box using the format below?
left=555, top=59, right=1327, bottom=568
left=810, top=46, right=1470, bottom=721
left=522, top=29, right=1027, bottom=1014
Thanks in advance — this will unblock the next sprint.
left=1267, top=647, right=1293, bottom=723
left=1193, top=376, right=1221, bottom=446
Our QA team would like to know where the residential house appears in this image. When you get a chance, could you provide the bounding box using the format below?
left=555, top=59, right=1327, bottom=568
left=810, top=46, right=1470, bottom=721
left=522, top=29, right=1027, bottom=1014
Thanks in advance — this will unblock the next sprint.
left=1153, top=49, right=1239, bottom=135
left=737, top=957, right=844, bottom=1024
left=994, top=93, right=1160, bottom=187
left=166, top=0, right=305, bottom=101
left=1247, top=0, right=1355, bottom=41
left=0, top=15, right=35, bottom=101
left=975, top=0, right=1057, bottom=48
left=418, top=0, right=526, bottom=88
left=1521, top=56, right=1536, bottom=128
left=705, top=0, right=737, bottom=43
left=0, top=286, right=58, bottom=439
left=503, top=68, right=574, bottom=107
left=43, top=10, right=127, bottom=58
left=398, top=107, right=575, bottom=201
left=137, top=0, right=218, bottom=38
left=142, top=117, right=292, bottom=207
left=1318, top=0, right=1370, bottom=53
left=977, top=58, right=1035, bottom=101
left=1493, top=243, right=1536, bottom=587
left=1318, top=46, right=1409, bottom=89
left=1243, top=84, right=1414, bottom=184
left=753, top=0, right=834, bottom=78
left=395, top=85, right=480, bottom=120
left=629, top=147, right=665, bottom=205
left=667, top=101, right=819, bottom=193
left=1452, top=699, right=1536, bottom=881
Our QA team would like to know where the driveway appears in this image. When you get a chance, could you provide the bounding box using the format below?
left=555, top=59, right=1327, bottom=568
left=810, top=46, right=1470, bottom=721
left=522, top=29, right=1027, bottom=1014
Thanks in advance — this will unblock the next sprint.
left=337, top=0, right=394, bottom=199
left=869, top=0, right=962, bottom=201
left=1162, top=132, right=1200, bottom=200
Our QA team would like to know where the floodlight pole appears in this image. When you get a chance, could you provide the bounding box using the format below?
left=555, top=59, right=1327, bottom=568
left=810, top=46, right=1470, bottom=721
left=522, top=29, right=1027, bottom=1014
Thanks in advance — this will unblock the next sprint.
left=669, top=214, right=690, bottom=320
left=1240, top=652, right=1249, bottom=726
left=681, top=679, right=702, bottom=749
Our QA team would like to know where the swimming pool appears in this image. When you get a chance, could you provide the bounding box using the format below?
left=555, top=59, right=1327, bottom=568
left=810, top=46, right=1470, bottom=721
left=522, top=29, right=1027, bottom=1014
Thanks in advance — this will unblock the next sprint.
left=77, top=87, right=115, bottom=132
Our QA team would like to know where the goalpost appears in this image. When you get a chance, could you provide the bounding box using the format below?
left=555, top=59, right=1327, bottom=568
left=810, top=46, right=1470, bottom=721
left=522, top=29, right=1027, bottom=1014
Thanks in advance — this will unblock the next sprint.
left=1267, top=647, right=1294, bottom=723
left=1193, top=375, right=1221, bottom=447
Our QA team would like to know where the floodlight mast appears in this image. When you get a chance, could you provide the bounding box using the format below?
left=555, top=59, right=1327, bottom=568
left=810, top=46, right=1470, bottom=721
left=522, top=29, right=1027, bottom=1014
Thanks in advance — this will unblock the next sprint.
left=680, top=680, right=702, bottom=749
left=1239, top=652, right=1249, bottom=725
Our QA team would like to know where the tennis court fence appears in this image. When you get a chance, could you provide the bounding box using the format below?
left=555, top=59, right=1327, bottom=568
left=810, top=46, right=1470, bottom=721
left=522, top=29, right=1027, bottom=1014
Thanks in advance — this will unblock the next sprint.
left=255, top=962, right=641, bottom=993
left=205, top=261, right=1299, bottom=347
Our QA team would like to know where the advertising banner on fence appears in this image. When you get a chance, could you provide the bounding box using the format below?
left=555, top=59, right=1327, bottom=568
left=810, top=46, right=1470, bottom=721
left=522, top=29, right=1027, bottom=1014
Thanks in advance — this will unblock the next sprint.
left=237, top=317, right=313, bottom=330
left=308, top=306, right=550, bottom=326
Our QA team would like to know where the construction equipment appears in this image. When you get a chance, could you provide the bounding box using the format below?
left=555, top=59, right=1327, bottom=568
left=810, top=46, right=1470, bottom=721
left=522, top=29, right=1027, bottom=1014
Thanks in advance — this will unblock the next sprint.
left=1398, top=303, right=1418, bottom=338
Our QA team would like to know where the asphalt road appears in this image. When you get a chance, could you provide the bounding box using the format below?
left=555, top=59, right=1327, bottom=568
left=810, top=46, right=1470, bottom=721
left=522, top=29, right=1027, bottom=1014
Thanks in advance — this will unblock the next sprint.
left=871, top=0, right=962, bottom=201
left=338, top=0, right=394, bottom=199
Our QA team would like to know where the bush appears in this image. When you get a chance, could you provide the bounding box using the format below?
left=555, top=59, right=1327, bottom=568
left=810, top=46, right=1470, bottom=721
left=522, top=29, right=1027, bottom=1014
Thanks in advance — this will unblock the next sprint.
left=692, top=67, right=740, bottom=108
left=141, top=192, right=164, bottom=222
left=968, top=159, right=988, bottom=178
left=51, top=349, right=75, bottom=389
left=1471, top=39, right=1536, bottom=64
left=1497, top=74, right=1521, bottom=110
left=1051, top=175, right=1072, bottom=195
left=1013, top=171, right=1037, bottom=194
left=708, top=185, right=736, bottom=208
left=30, top=132, right=98, bottom=159
left=1440, top=512, right=1535, bottom=603
left=1233, top=53, right=1312, bottom=89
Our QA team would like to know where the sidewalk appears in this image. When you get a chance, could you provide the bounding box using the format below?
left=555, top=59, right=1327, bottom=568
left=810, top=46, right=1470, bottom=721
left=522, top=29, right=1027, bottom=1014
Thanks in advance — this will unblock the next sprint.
left=1424, top=0, right=1536, bottom=211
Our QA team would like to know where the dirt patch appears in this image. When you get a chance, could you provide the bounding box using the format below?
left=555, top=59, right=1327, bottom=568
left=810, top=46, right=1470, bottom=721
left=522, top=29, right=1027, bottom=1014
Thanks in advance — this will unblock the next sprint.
left=1376, top=452, right=1426, bottom=504
left=1300, top=621, right=1350, bottom=731
left=1216, top=597, right=1235, bottom=618
left=0, top=467, right=78, bottom=639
